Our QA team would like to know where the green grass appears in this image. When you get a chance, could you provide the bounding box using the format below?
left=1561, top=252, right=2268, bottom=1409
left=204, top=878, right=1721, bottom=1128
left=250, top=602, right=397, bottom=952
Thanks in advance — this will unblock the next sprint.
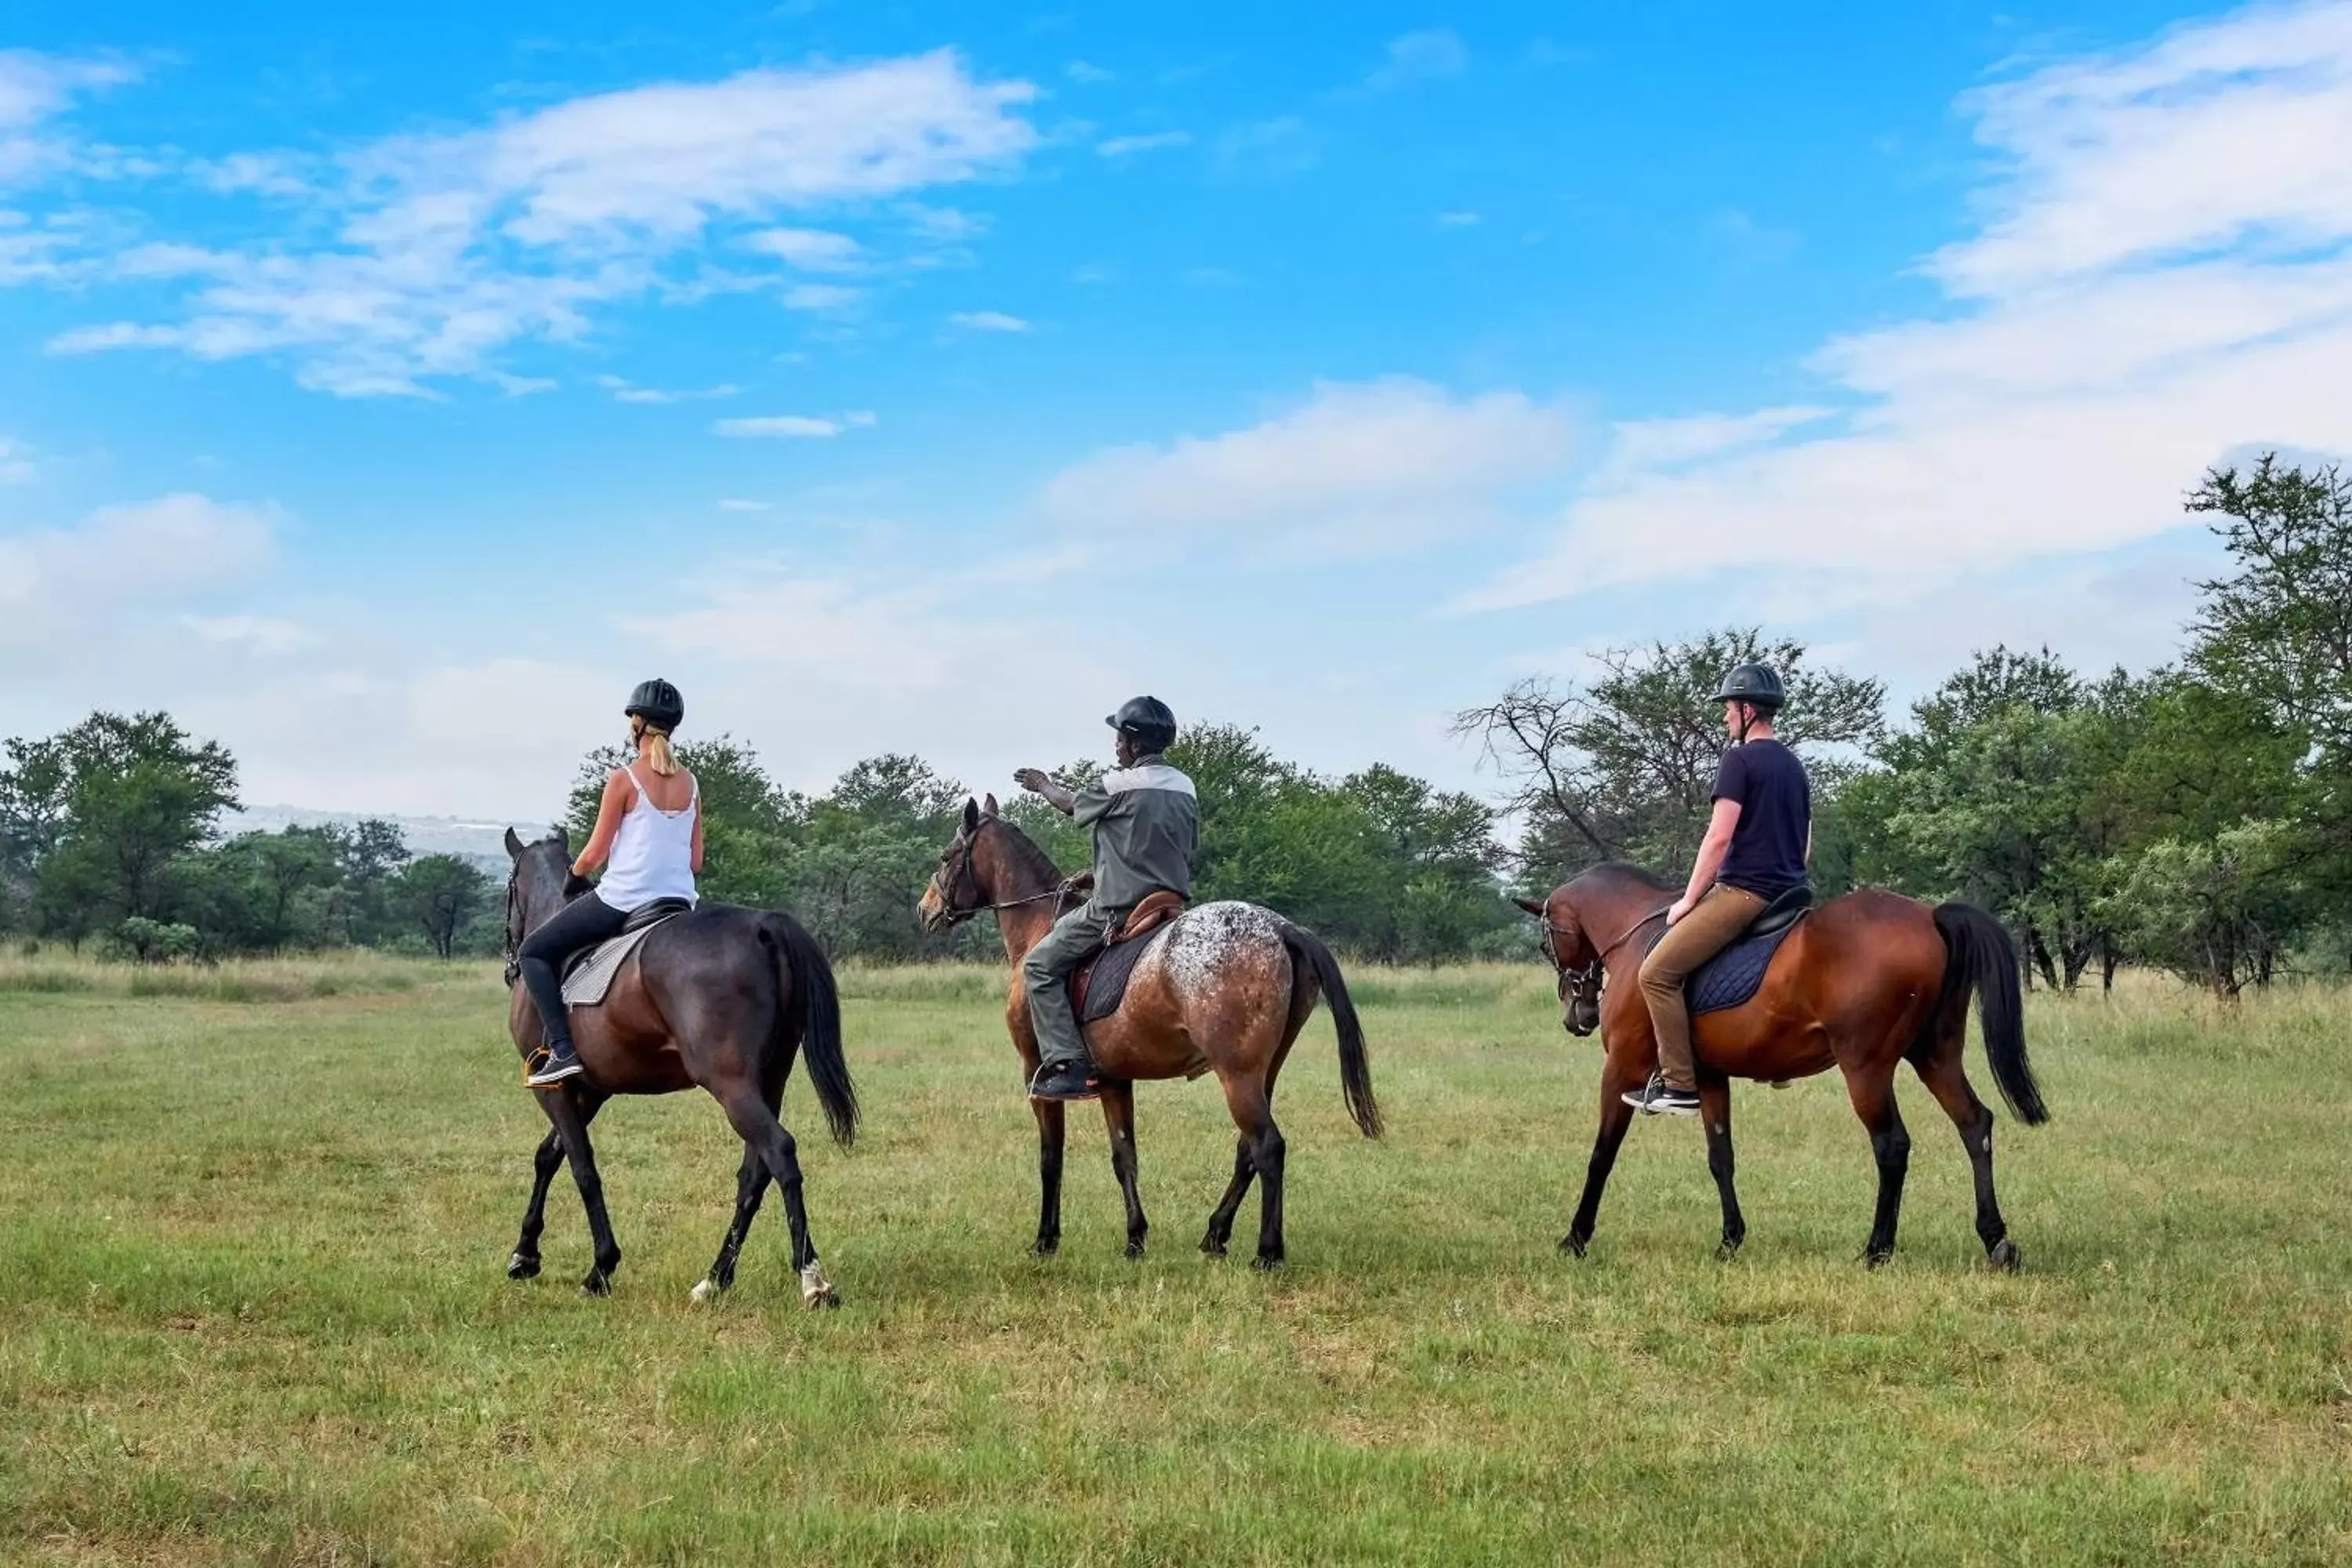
left=2, top=959, right=2347, bottom=1565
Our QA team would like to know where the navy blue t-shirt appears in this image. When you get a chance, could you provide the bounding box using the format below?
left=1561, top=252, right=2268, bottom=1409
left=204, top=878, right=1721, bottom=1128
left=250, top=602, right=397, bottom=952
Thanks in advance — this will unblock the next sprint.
left=1711, top=739, right=1811, bottom=898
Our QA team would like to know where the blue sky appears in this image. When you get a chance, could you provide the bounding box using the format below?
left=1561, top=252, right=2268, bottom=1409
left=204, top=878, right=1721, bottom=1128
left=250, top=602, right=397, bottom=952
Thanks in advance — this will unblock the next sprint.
left=5, top=1, right=2348, bottom=819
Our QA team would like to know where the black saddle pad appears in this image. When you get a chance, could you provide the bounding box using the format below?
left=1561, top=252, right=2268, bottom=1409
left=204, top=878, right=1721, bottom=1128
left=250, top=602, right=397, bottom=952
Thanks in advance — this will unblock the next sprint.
left=1642, top=909, right=1809, bottom=1016
left=1076, top=923, right=1177, bottom=1025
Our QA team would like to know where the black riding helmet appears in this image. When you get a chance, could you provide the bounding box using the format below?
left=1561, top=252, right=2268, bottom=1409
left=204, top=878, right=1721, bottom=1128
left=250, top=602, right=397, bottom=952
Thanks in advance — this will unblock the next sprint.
left=625, top=677, right=684, bottom=733
left=1107, top=695, right=1178, bottom=753
left=1715, top=662, right=1785, bottom=712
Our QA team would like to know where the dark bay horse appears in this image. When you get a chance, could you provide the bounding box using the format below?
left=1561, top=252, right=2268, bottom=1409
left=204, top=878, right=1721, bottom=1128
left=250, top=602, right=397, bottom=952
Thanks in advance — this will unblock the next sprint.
left=1521, top=863, right=2048, bottom=1269
left=917, top=797, right=1381, bottom=1269
left=503, top=829, right=858, bottom=1306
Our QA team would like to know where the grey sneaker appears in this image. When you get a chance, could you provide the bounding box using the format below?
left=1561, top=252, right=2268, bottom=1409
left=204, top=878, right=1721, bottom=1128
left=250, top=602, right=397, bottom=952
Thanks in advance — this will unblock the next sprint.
left=527, top=1041, right=586, bottom=1088
left=1623, top=1073, right=1700, bottom=1116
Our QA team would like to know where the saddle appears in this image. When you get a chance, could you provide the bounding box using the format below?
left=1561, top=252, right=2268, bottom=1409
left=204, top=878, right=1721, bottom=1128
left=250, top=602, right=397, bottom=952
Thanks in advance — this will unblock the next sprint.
left=557, top=898, right=693, bottom=1000
left=1643, top=884, right=1813, bottom=1017
left=1072, top=891, right=1189, bottom=1026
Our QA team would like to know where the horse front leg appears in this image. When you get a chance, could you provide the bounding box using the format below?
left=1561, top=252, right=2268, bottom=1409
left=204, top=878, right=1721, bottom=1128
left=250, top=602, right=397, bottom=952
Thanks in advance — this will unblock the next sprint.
left=539, top=1087, right=620, bottom=1295
left=507, top=1130, right=564, bottom=1280
left=1563, top=1064, right=1638, bottom=1258
left=1098, top=1082, right=1149, bottom=1259
left=1698, top=1073, right=1745, bottom=1261
left=691, top=1145, right=771, bottom=1303
left=1032, top=1098, right=1067, bottom=1257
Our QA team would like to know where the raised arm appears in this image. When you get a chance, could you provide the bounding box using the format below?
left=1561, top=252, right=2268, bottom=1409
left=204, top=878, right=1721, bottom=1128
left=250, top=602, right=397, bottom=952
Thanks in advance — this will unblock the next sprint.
left=571, top=769, right=633, bottom=877
left=1013, top=767, right=1077, bottom=816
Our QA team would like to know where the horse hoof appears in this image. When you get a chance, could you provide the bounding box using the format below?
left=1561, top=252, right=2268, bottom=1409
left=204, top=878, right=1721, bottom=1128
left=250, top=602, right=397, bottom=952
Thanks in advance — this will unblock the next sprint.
left=690, top=1278, right=720, bottom=1305
left=799, top=1263, right=840, bottom=1310
left=1989, top=1239, right=2020, bottom=1273
left=1864, top=1250, right=1893, bottom=1272
left=581, top=1272, right=612, bottom=1298
left=507, top=1252, right=541, bottom=1281
left=1716, top=1237, right=1744, bottom=1263
left=1250, top=1254, right=1284, bottom=1272
left=1033, top=1237, right=1058, bottom=1258
left=1125, top=1240, right=1147, bottom=1261
left=1559, top=1234, right=1588, bottom=1259
left=1200, top=1240, right=1227, bottom=1260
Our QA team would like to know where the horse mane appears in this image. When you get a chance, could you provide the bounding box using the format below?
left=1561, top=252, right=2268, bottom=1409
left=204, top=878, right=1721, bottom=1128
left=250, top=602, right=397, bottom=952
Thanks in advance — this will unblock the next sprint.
left=981, top=814, right=1074, bottom=898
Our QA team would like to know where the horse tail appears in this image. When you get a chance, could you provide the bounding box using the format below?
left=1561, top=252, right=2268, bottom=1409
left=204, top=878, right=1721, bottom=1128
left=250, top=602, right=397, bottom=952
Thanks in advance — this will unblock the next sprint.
left=1931, top=902, right=2048, bottom=1126
left=1280, top=924, right=1383, bottom=1139
left=760, top=913, right=858, bottom=1148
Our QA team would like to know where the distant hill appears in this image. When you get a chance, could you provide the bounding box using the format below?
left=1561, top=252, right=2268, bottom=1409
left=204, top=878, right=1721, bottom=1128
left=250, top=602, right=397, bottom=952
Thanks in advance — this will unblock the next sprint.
left=221, top=804, right=558, bottom=874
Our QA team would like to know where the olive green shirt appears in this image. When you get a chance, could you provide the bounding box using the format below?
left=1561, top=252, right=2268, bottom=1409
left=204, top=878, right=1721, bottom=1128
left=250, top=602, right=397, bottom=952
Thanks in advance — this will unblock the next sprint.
left=1072, top=757, right=1198, bottom=916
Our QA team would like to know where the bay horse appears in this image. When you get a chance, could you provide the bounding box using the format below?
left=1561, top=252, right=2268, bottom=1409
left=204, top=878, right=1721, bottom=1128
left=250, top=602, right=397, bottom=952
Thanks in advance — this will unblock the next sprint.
left=916, top=797, right=1381, bottom=1269
left=1521, top=863, right=2048, bottom=1269
left=501, top=829, right=858, bottom=1307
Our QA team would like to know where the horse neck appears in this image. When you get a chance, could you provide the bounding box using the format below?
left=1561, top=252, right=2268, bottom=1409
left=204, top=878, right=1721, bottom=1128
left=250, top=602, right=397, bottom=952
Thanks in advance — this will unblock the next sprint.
left=1573, top=875, right=1671, bottom=978
left=975, top=826, right=1065, bottom=964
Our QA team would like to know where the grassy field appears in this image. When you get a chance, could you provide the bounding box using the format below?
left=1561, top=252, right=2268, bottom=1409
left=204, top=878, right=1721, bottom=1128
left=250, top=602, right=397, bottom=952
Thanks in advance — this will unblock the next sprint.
left=1, top=954, right=2347, bottom=1565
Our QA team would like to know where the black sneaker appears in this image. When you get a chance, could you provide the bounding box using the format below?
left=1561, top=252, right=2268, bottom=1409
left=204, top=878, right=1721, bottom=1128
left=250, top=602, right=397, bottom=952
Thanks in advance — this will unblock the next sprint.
left=1622, top=1073, right=1700, bottom=1116
left=527, top=1041, right=586, bottom=1088
left=1028, top=1060, right=1102, bottom=1102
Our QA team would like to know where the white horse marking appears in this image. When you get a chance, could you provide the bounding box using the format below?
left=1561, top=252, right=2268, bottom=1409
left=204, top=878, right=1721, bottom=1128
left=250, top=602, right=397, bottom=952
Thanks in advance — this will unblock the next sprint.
left=690, top=1277, right=717, bottom=1304
left=1158, top=901, right=1286, bottom=1003
left=800, top=1261, right=839, bottom=1308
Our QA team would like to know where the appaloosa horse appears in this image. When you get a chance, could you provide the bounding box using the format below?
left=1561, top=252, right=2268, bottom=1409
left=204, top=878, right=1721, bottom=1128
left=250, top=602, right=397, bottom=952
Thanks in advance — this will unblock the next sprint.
left=503, top=829, right=858, bottom=1306
left=1523, top=863, right=2048, bottom=1269
left=918, top=797, right=1381, bottom=1268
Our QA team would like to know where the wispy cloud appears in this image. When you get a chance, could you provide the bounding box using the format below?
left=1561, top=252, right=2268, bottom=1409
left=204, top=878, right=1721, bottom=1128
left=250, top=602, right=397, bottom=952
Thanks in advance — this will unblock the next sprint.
left=717, top=498, right=774, bottom=511
left=0, top=434, right=33, bottom=485
left=1462, top=0, right=2352, bottom=612
left=1214, top=116, right=1321, bottom=179
left=949, top=309, right=1030, bottom=332
left=1363, top=29, right=1468, bottom=93
left=1066, top=60, right=1115, bottom=84
left=597, top=375, right=739, bottom=404
left=714, top=411, right=877, bottom=437
left=0, top=493, right=276, bottom=649
left=1437, top=209, right=1480, bottom=228
left=0, top=49, right=139, bottom=185
left=17, top=51, right=1038, bottom=396
left=1097, top=129, right=1191, bottom=158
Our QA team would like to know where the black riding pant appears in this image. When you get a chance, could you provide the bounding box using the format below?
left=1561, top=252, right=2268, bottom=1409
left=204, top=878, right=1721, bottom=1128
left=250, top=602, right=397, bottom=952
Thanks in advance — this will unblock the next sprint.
left=517, top=893, right=629, bottom=1051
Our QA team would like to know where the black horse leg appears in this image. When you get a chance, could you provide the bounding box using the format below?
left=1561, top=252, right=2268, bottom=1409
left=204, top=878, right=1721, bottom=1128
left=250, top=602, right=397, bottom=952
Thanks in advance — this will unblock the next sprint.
left=1098, top=1083, right=1149, bottom=1259
left=1200, top=1138, right=1254, bottom=1258
left=693, top=1144, right=771, bottom=1301
left=1849, top=1073, right=1911, bottom=1268
left=539, top=1087, right=620, bottom=1295
left=1223, top=1084, right=1287, bottom=1271
left=1917, top=1056, right=2017, bottom=1271
left=719, top=1091, right=836, bottom=1308
left=1032, top=1098, right=1066, bottom=1258
left=1563, top=1069, right=1638, bottom=1257
left=1698, top=1074, right=1745, bottom=1260
left=507, top=1130, right=564, bottom=1280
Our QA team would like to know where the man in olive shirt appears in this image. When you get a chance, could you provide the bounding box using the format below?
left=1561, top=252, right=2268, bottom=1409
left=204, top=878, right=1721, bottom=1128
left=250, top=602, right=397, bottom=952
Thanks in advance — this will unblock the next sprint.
left=1012, top=696, right=1199, bottom=1102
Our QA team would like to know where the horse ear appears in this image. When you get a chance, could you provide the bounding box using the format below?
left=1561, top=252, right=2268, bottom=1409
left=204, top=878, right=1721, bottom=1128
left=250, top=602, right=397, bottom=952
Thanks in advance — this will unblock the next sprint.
left=505, top=827, right=525, bottom=859
left=550, top=826, right=570, bottom=854
left=1514, top=897, right=1547, bottom=916
left=963, top=797, right=981, bottom=834
left=982, top=792, right=1000, bottom=817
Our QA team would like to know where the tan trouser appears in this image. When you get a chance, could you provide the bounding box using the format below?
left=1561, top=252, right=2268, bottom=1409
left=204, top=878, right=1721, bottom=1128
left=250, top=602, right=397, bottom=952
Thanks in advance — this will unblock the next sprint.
left=1638, top=884, right=1767, bottom=1092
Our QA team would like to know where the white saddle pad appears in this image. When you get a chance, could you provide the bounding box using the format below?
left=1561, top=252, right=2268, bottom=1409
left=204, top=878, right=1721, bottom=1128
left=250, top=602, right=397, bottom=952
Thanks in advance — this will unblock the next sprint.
left=561, top=915, right=681, bottom=1007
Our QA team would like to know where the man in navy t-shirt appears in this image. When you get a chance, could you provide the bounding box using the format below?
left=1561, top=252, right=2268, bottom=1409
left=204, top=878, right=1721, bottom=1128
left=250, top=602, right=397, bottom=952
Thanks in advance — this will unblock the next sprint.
left=1624, top=662, right=1813, bottom=1117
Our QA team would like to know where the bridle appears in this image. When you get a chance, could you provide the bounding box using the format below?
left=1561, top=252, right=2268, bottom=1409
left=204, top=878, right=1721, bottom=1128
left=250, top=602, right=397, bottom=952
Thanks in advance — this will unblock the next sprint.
left=1538, top=898, right=1674, bottom=1007
left=930, top=824, right=1073, bottom=927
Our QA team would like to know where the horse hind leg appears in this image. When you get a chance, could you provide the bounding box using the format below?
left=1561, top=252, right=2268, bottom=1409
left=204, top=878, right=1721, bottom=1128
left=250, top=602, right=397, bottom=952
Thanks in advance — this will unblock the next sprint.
left=508, top=1130, right=564, bottom=1280
left=1216, top=1078, right=1287, bottom=1271
left=1844, top=1069, right=1911, bottom=1269
left=1914, top=1048, right=2018, bottom=1272
left=717, top=1088, right=836, bottom=1308
left=1200, top=1138, right=1254, bottom=1258
left=692, top=1145, right=771, bottom=1303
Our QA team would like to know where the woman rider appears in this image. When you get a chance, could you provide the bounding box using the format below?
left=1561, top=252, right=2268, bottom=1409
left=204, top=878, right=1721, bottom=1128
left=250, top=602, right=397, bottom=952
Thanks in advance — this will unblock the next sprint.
left=516, top=678, right=702, bottom=1087
left=1624, top=661, right=1812, bottom=1116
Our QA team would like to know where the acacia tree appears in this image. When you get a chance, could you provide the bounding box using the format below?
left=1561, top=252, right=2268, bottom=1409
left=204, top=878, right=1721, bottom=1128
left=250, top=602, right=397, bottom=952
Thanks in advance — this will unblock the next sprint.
left=397, top=855, right=491, bottom=959
left=1454, top=629, right=1883, bottom=885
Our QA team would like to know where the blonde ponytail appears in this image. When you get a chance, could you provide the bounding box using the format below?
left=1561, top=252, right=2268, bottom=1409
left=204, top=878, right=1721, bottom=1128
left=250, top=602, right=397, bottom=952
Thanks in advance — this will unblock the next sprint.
left=630, top=715, right=681, bottom=776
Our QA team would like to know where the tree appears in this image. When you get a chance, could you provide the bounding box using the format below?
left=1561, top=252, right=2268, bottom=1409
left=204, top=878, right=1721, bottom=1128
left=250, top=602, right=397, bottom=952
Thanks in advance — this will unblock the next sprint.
left=2100, top=819, right=2313, bottom=996
left=1455, top=630, right=1883, bottom=884
left=189, top=827, right=347, bottom=952
left=397, top=855, right=491, bottom=959
left=2188, top=456, right=2352, bottom=758
left=4, top=713, right=238, bottom=945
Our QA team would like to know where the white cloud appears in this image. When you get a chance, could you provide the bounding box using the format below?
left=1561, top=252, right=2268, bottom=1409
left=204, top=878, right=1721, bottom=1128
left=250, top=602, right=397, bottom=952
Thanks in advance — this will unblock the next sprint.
left=1215, top=118, right=1321, bottom=178
left=1098, top=130, right=1191, bottom=157
left=1067, top=60, right=1116, bottom=85
left=949, top=309, right=1030, bottom=332
left=744, top=226, right=865, bottom=270
left=714, top=412, right=874, bottom=437
left=0, top=493, right=275, bottom=648
left=717, top=498, right=774, bottom=511
left=0, top=434, right=32, bottom=485
left=1364, top=29, right=1468, bottom=92
left=1041, top=378, right=1574, bottom=546
left=597, top=374, right=739, bottom=403
left=1436, top=209, right=1479, bottom=227
left=1465, top=0, right=2352, bottom=613
left=21, top=51, right=1036, bottom=395
left=181, top=614, right=314, bottom=655
left=0, top=50, right=136, bottom=186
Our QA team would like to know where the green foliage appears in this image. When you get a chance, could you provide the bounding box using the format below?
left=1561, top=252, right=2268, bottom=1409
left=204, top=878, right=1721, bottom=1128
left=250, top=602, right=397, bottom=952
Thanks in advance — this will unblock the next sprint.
left=395, top=855, right=492, bottom=960
left=109, top=916, right=202, bottom=964
left=2100, top=818, right=2314, bottom=996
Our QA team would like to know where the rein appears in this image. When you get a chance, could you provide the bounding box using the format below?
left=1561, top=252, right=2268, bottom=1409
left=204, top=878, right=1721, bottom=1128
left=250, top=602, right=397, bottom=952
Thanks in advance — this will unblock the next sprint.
left=1537, top=900, right=1675, bottom=1002
left=932, top=829, right=1077, bottom=927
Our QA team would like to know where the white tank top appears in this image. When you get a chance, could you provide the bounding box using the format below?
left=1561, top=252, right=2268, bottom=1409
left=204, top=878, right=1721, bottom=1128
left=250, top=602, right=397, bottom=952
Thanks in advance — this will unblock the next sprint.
left=595, top=768, right=699, bottom=913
